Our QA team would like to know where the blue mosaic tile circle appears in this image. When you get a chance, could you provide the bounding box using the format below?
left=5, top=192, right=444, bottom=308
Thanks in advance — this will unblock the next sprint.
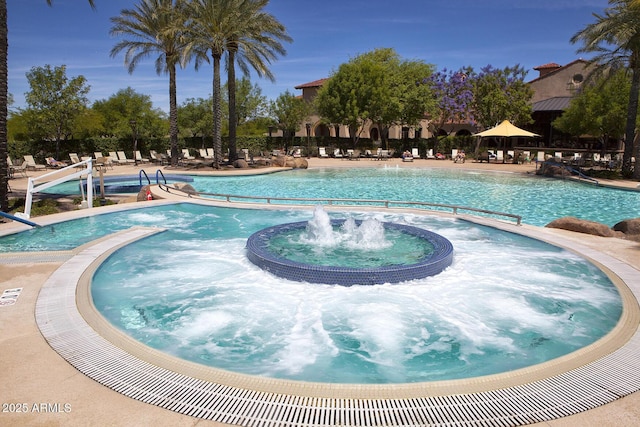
left=246, top=220, right=454, bottom=286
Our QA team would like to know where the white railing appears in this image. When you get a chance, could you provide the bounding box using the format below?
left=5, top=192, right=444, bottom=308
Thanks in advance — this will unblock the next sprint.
left=16, top=158, right=94, bottom=219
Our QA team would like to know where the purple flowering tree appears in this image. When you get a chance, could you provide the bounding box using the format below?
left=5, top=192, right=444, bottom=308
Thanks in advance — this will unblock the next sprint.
left=426, top=67, right=474, bottom=153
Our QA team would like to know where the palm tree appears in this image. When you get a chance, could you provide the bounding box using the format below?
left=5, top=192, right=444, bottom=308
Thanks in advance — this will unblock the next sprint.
left=225, top=0, right=290, bottom=162
left=184, top=0, right=237, bottom=168
left=110, top=0, right=186, bottom=167
left=571, top=0, right=640, bottom=178
left=0, top=0, right=95, bottom=213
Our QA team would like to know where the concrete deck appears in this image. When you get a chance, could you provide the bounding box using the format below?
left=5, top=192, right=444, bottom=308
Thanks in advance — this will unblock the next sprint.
left=1, top=157, right=640, bottom=426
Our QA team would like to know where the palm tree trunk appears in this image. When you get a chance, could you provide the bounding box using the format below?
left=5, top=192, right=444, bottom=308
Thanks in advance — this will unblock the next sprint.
left=212, top=53, right=222, bottom=168
left=227, top=49, right=237, bottom=163
left=169, top=63, right=179, bottom=167
left=623, top=56, right=640, bottom=177
left=0, top=0, right=7, bottom=212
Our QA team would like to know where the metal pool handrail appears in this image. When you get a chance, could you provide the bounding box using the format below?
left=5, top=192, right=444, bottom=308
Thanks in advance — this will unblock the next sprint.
left=157, top=183, right=523, bottom=225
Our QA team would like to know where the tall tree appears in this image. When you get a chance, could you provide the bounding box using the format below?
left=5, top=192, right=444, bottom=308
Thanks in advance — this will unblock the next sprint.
left=92, top=87, right=167, bottom=140
left=225, top=0, right=290, bottom=162
left=554, top=69, right=629, bottom=150
left=0, top=0, right=95, bottom=212
left=110, top=0, right=187, bottom=166
left=185, top=0, right=237, bottom=168
left=24, top=65, right=91, bottom=158
left=427, top=67, right=474, bottom=153
left=315, top=48, right=435, bottom=148
left=269, top=90, right=311, bottom=152
left=571, top=0, right=640, bottom=178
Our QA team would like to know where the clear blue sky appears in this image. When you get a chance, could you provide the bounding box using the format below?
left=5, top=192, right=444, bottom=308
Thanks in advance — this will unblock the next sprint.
left=8, top=0, right=610, bottom=113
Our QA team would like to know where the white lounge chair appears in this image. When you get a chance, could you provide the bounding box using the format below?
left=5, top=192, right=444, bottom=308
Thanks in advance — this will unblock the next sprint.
left=318, top=147, right=329, bottom=158
left=411, top=148, right=421, bottom=159
left=135, top=151, right=150, bottom=163
left=426, top=149, right=435, bottom=159
left=23, top=155, right=45, bottom=171
left=333, top=148, right=343, bottom=158
left=182, top=148, right=195, bottom=160
left=117, top=151, right=135, bottom=164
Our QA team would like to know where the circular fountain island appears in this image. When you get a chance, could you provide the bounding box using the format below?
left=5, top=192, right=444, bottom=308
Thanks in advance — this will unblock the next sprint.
left=246, top=205, right=454, bottom=285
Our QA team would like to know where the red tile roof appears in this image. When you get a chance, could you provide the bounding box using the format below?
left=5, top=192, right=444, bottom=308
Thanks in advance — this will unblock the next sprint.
left=294, top=78, right=329, bottom=89
left=533, top=62, right=561, bottom=70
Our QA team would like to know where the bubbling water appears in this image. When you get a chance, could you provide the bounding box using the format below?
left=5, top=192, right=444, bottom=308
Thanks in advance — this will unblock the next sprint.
left=301, top=205, right=391, bottom=251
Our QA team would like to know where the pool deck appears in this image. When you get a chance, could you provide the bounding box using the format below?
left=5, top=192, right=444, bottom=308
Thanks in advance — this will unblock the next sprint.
left=2, top=158, right=640, bottom=426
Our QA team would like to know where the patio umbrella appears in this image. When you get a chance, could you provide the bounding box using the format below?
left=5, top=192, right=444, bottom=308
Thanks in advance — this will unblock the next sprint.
left=473, top=120, right=539, bottom=163
left=472, top=120, right=539, bottom=138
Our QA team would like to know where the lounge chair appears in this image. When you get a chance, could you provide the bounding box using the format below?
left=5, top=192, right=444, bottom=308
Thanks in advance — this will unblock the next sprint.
left=426, top=149, right=435, bottom=159
left=496, top=151, right=504, bottom=163
left=135, top=151, right=150, bottom=163
left=199, top=148, right=214, bottom=160
left=379, top=149, right=390, bottom=160
left=182, top=148, right=195, bottom=160
left=241, top=148, right=254, bottom=164
left=333, top=148, right=343, bottom=158
left=318, top=147, right=329, bottom=158
left=23, top=155, right=46, bottom=171
left=107, top=152, right=123, bottom=165
left=451, top=149, right=458, bottom=160
left=348, top=149, right=361, bottom=160
left=94, top=151, right=113, bottom=169
left=45, top=157, right=67, bottom=168
left=116, top=151, right=135, bottom=165
left=7, top=156, right=27, bottom=178
left=411, top=148, right=421, bottom=159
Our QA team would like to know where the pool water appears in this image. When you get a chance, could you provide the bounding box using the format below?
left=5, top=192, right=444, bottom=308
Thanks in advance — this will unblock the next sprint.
left=192, top=167, right=640, bottom=227
left=37, top=167, right=640, bottom=227
left=267, top=224, right=431, bottom=267
left=84, top=205, right=622, bottom=384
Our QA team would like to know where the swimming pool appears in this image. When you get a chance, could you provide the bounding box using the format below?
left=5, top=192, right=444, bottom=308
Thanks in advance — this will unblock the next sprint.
left=86, top=204, right=621, bottom=384
left=40, top=173, right=193, bottom=195
left=39, top=167, right=640, bottom=227
left=189, top=168, right=640, bottom=227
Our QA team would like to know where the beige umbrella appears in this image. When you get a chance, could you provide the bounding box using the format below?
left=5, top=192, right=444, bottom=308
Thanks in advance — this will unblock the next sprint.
left=473, top=120, right=539, bottom=137
left=473, top=120, right=539, bottom=163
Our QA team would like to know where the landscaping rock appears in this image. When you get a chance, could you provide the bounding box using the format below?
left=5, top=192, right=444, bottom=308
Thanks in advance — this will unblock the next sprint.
left=293, top=157, right=308, bottom=169
left=173, top=183, right=198, bottom=195
left=137, top=185, right=154, bottom=202
left=233, top=159, right=249, bottom=169
left=536, top=161, right=571, bottom=177
left=271, top=155, right=286, bottom=167
left=613, top=218, right=640, bottom=236
left=545, top=216, right=615, bottom=237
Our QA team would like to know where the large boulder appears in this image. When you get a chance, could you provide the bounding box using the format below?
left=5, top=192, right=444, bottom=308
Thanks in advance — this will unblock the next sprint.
left=284, top=156, right=297, bottom=167
left=233, top=159, right=249, bottom=169
left=536, top=161, right=571, bottom=177
left=173, top=182, right=198, bottom=195
left=293, top=157, right=308, bottom=169
left=613, top=218, right=640, bottom=236
left=137, top=185, right=154, bottom=201
left=545, top=216, right=615, bottom=237
left=271, top=155, right=286, bottom=167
